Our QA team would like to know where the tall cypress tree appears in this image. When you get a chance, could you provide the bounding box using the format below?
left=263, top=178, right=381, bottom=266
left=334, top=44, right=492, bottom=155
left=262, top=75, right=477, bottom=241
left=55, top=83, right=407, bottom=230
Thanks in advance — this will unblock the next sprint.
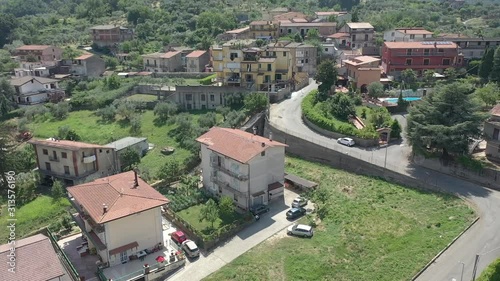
left=479, top=48, right=494, bottom=81
left=489, top=47, right=500, bottom=83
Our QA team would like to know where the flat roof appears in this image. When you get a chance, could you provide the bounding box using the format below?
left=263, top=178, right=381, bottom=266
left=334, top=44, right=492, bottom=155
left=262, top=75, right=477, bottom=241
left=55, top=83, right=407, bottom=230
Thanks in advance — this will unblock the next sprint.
left=384, top=41, right=458, bottom=49
left=226, top=26, right=250, bottom=34
left=284, top=173, right=318, bottom=189
left=347, top=22, right=374, bottom=29
left=106, top=137, right=147, bottom=151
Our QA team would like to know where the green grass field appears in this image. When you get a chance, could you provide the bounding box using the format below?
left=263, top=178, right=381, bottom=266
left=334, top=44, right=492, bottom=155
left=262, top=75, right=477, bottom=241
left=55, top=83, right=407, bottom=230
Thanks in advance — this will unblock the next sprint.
left=125, top=94, right=159, bottom=101
left=177, top=204, right=243, bottom=236
left=0, top=196, right=71, bottom=243
left=26, top=110, right=200, bottom=178
left=204, top=157, right=476, bottom=281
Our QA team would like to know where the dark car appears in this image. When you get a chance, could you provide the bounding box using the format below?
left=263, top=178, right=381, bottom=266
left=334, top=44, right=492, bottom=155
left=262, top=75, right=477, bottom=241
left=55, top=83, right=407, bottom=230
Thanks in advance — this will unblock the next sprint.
left=250, top=204, right=270, bottom=216
left=286, top=207, right=306, bottom=220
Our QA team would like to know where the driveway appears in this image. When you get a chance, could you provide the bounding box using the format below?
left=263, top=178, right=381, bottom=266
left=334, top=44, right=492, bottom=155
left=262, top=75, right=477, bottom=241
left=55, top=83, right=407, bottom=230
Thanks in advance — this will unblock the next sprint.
left=166, top=189, right=302, bottom=281
left=269, top=81, right=500, bottom=281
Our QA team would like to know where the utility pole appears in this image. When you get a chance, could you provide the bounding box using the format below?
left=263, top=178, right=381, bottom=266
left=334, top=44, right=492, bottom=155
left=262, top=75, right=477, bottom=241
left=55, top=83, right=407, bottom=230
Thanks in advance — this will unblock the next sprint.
left=384, top=144, right=388, bottom=169
left=472, top=254, right=480, bottom=281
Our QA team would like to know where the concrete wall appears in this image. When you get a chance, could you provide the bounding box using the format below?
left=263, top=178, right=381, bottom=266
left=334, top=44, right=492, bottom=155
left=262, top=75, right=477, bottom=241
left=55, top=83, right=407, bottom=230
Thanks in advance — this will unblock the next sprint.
left=302, top=115, right=378, bottom=147
left=248, top=146, right=285, bottom=206
left=152, top=72, right=213, bottom=79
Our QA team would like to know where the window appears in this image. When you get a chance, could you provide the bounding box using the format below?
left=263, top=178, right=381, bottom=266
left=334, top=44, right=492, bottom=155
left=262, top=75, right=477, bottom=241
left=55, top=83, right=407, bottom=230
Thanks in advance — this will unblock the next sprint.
left=283, top=52, right=286, bottom=57
left=261, top=151, right=266, bottom=156
left=352, top=35, right=356, bottom=41
left=272, top=52, right=276, bottom=57
left=45, top=162, right=51, bottom=171
left=267, top=64, right=272, bottom=71
left=443, top=58, right=451, bottom=65
left=234, top=194, right=238, bottom=202
left=187, top=104, right=192, bottom=110
left=493, top=128, right=500, bottom=140
left=410, top=34, right=415, bottom=39
left=424, top=49, right=430, bottom=55
left=438, top=48, right=444, bottom=53
left=43, top=149, right=48, bottom=155
left=364, top=34, right=369, bottom=41
left=478, top=42, right=481, bottom=46
left=210, top=94, right=215, bottom=102
left=325, top=48, right=328, bottom=52
left=186, top=94, right=192, bottom=101
left=230, top=52, right=238, bottom=60
left=423, top=34, right=427, bottom=39
left=405, top=59, right=412, bottom=65
left=391, top=32, right=395, bottom=36
left=423, top=58, right=430, bottom=65
left=406, top=49, right=412, bottom=55
left=61, top=152, right=67, bottom=159
left=64, top=166, right=70, bottom=175
left=305, top=59, right=309, bottom=63
left=201, top=94, right=205, bottom=101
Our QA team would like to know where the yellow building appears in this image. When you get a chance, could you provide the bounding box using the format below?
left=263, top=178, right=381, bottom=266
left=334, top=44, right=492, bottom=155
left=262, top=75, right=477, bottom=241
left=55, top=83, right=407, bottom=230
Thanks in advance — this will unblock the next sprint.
left=249, top=21, right=280, bottom=39
left=211, top=39, right=295, bottom=92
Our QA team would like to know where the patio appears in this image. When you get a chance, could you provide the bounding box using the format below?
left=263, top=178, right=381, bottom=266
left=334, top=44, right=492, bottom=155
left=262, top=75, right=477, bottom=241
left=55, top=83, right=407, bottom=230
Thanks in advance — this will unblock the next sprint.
left=58, top=234, right=100, bottom=281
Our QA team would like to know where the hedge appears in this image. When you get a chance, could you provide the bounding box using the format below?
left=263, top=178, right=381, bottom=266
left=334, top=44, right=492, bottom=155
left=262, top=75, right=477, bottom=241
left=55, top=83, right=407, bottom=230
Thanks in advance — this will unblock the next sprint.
left=302, top=90, right=378, bottom=139
left=477, top=258, right=500, bottom=281
left=199, top=74, right=217, bottom=85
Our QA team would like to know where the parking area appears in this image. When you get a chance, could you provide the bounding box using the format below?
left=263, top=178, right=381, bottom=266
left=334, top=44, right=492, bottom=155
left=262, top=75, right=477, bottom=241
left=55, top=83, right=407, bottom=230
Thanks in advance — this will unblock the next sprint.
left=167, top=188, right=308, bottom=281
left=58, top=234, right=100, bottom=281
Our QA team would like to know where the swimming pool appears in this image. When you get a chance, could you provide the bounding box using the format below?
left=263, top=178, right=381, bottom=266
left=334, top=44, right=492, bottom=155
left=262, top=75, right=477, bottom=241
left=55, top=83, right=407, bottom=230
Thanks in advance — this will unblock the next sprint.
left=381, top=97, right=421, bottom=103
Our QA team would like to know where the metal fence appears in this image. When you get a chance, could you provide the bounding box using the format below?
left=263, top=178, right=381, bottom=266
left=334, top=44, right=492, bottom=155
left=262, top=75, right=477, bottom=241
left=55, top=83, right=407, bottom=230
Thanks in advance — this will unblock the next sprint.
left=46, top=228, right=81, bottom=281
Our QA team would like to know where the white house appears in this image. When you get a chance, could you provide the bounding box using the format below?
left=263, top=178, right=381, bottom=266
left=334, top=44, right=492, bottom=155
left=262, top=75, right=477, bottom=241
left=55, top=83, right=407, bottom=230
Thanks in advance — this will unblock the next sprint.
left=383, top=27, right=434, bottom=42
left=196, top=127, right=287, bottom=210
left=68, top=170, right=169, bottom=267
left=10, top=76, right=64, bottom=106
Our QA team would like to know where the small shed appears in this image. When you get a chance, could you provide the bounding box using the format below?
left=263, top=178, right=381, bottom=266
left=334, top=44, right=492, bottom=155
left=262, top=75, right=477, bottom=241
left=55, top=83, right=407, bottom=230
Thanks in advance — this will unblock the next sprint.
left=284, top=173, right=318, bottom=191
left=106, top=137, right=149, bottom=169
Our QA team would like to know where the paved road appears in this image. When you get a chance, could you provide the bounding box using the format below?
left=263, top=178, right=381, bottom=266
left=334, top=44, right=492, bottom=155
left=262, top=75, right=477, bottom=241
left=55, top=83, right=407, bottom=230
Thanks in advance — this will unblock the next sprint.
left=270, top=80, right=500, bottom=281
left=167, top=189, right=303, bottom=281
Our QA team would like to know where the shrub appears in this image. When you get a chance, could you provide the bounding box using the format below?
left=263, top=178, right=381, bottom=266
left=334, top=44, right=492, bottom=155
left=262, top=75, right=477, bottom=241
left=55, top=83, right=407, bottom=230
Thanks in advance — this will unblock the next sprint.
left=199, top=74, right=216, bottom=85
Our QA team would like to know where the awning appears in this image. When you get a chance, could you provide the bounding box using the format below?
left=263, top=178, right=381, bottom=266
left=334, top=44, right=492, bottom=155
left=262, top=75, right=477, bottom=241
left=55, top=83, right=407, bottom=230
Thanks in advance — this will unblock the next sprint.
left=268, top=182, right=283, bottom=191
left=156, top=256, right=165, bottom=263
left=109, top=241, right=139, bottom=256
left=284, top=173, right=318, bottom=189
left=252, top=190, right=265, bottom=197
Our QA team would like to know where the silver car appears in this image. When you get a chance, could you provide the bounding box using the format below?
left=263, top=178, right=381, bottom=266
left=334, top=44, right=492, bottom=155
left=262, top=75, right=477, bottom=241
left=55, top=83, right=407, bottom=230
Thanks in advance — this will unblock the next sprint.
left=181, top=240, right=200, bottom=258
left=291, top=197, right=307, bottom=208
left=337, top=137, right=355, bottom=147
left=287, top=224, right=314, bottom=238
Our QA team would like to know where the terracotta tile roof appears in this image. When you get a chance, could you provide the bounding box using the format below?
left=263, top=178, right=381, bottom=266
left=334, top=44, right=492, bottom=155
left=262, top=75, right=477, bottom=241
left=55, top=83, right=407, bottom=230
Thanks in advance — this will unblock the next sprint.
left=344, top=56, right=381, bottom=66
left=15, top=45, right=51, bottom=51
left=162, top=51, right=181, bottom=59
left=347, top=22, right=374, bottom=29
left=75, top=53, right=94, bottom=60
left=328, top=32, right=350, bottom=39
left=273, top=12, right=308, bottom=20
left=384, top=41, right=458, bottom=49
left=395, top=28, right=433, bottom=35
left=28, top=138, right=109, bottom=151
left=196, top=127, right=287, bottom=163
left=280, top=22, right=336, bottom=27
left=0, top=234, right=66, bottom=281
left=68, top=171, right=169, bottom=224
left=250, top=21, right=278, bottom=26
left=186, top=50, right=207, bottom=58
left=315, top=11, right=348, bottom=16
left=491, top=104, right=500, bottom=117
left=226, top=26, right=250, bottom=34
left=10, top=76, right=59, bottom=87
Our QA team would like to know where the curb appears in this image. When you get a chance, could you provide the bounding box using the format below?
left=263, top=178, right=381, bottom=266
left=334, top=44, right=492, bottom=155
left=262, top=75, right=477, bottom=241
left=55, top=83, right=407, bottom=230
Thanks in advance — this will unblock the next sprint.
left=411, top=216, right=480, bottom=281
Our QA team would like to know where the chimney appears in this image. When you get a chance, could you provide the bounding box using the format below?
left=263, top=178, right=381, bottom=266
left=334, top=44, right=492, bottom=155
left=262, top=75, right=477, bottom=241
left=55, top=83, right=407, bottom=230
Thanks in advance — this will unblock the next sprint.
left=143, top=264, right=150, bottom=274
left=133, top=168, right=139, bottom=188
left=253, top=126, right=257, bottom=135
left=103, top=204, right=108, bottom=214
left=269, top=132, right=273, bottom=141
left=261, top=142, right=265, bottom=147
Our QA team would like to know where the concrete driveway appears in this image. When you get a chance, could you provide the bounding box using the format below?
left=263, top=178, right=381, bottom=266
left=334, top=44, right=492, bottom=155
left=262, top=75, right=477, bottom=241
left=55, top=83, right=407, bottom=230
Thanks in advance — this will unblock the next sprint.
left=269, top=81, right=500, bottom=281
left=166, top=189, right=303, bottom=281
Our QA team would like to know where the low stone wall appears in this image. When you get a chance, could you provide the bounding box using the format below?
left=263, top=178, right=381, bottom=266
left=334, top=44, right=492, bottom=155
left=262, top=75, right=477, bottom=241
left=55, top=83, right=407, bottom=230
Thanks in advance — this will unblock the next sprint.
left=152, top=72, right=213, bottom=79
left=302, top=115, right=378, bottom=147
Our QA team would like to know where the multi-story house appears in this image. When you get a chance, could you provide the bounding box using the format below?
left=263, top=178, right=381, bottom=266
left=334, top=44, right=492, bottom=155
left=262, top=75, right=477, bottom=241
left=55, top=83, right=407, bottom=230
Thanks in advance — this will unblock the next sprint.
left=339, top=22, right=375, bottom=49
left=61, top=53, right=105, bottom=78
left=142, top=51, right=183, bottom=73
left=90, top=25, right=134, bottom=48
left=167, top=46, right=195, bottom=71
left=327, top=32, right=352, bottom=48
left=485, top=104, right=500, bottom=161
left=315, top=11, right=351, bottom=22
left=435, top=34, right=500, bottom=60
left=186, top=50, right=210, bottom=72
left=13, top=45, right=63, bottom=66
left=216, top=26, right=251, bottom=42
left=10, top=76, right=64, bottom=106
left=28, top=138, right=118, bottom=186
left=343, top=56, right=382, bottom=91
left=279, top=22, right=337, bottom=37
left=284, top=42, right=318, bottom=75
left=381, top=41, right=464, bottom=77
left=383, top=28, right=434, bottom=42
left=212, top=39, right=295, bottom=92
left=67, top=170, right=169, bottom=268
left=0, top=234, right=73, bottom=281
left=196, top=127, right=287, bottom=209
left=249, top=21, right=280, bottom=39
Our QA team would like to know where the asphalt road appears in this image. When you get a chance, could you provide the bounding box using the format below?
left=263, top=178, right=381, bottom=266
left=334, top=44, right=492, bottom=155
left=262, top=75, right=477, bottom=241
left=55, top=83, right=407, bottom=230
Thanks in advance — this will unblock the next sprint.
left=269, top=80, right=500, bottom=281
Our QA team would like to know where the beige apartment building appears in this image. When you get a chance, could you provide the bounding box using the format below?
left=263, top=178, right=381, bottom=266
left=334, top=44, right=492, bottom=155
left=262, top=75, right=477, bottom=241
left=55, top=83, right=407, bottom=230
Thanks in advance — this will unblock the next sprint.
left=142, top=51, right=183, bottom=73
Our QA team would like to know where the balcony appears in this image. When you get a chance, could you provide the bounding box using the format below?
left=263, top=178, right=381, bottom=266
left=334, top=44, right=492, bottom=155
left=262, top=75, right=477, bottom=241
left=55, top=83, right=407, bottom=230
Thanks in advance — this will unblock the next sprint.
left=211, top=175, right=247, bottom=197
left=49, top=156, right=59, bottom=162
left=394, top=52, right=456, bottom=57
left=210, top=161, right=248, bottom=181
left=39, top=168, right=97, bottom=180
left=226, top=77, right=241, bottom=83
left=83, top=155, right=96, bottom=163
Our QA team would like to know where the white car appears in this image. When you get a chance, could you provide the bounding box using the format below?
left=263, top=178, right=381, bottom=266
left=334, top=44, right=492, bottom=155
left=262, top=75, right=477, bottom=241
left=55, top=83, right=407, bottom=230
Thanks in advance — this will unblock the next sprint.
left=291, top=197, right=307, bottom=208
left=337, top=137, right=355, bottom=147
left=287, top=224, right=314, bottom=238
left=181, top=240, right=200, bottom=258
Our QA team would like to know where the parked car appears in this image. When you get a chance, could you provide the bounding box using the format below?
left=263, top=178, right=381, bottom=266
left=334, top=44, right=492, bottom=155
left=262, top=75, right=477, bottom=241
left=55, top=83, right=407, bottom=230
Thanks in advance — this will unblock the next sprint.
left=250, top=204, right=270, bottom=216
left=171, top=231, right=187, bottom=245
left=337, top=137, right=355, bottom=147
left=181, top=240, right=200, bottom=258
left=287, top=224, right=314, bottom=238
left=286, top=207, right=306, bottom=220
left=291, top=197, right=307, bottom=208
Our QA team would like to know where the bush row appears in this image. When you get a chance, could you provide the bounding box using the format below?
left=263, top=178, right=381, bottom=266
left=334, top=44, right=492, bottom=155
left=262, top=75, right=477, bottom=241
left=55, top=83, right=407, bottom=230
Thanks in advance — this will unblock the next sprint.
left=302, top=90, right=378, bottom=139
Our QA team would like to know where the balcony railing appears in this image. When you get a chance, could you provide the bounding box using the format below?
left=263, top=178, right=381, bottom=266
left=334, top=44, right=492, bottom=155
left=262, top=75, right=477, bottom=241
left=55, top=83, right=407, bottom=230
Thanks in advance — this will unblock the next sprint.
left=226, top=77, right=241, bottom=83
left=394, top=52, right=457, bottom=57
left=83, top=155, right=96, bottom=163
left=210, top=161, right=248, bottom=181
left=39, top=168, right=97, bottom=180
left=211, top=176, right=247, bottom=197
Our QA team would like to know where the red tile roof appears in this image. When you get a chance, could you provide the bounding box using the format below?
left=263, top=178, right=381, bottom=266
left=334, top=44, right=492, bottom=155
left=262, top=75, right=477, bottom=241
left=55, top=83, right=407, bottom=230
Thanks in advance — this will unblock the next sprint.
left=250, top=21, right=278, bottom=25
left=395, top=28, right=433, bottom=35
left=328, top=32, right=350, bottom=39
left=384, top=41, right=458, bottom=49
left=68, top=171, right=169, bottom=224
left=28, top=138, right=109, bottom=151
left=186, top=50, right=207, bottom=58
left=227, top=26, right=250, bottom=34
left=0, top=234, right=66, bottom=281
left=196, top=127, right=287, bottom=163
left=15, top=45, right=51, bottom=51
left=491, top=104, right=500, bottom=117
left=75, top=53, right=94, bottom=60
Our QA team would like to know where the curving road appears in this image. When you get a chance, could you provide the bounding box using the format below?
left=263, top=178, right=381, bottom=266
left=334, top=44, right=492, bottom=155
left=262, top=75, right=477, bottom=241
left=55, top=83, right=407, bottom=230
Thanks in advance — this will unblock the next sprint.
left=269, top=80, right=500, bottom=281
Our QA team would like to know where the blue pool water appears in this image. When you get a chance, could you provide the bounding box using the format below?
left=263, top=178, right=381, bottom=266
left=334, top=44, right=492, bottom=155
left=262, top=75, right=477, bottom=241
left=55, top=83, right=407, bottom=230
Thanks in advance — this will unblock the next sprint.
left=382, top=97, right=421, bottom=103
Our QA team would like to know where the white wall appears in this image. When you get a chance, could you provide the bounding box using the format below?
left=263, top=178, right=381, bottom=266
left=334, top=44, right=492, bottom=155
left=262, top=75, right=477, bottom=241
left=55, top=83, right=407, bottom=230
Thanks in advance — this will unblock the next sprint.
left=105, top=207, right=164, bottom=266
left=248, top=146, right=285, bottom=206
